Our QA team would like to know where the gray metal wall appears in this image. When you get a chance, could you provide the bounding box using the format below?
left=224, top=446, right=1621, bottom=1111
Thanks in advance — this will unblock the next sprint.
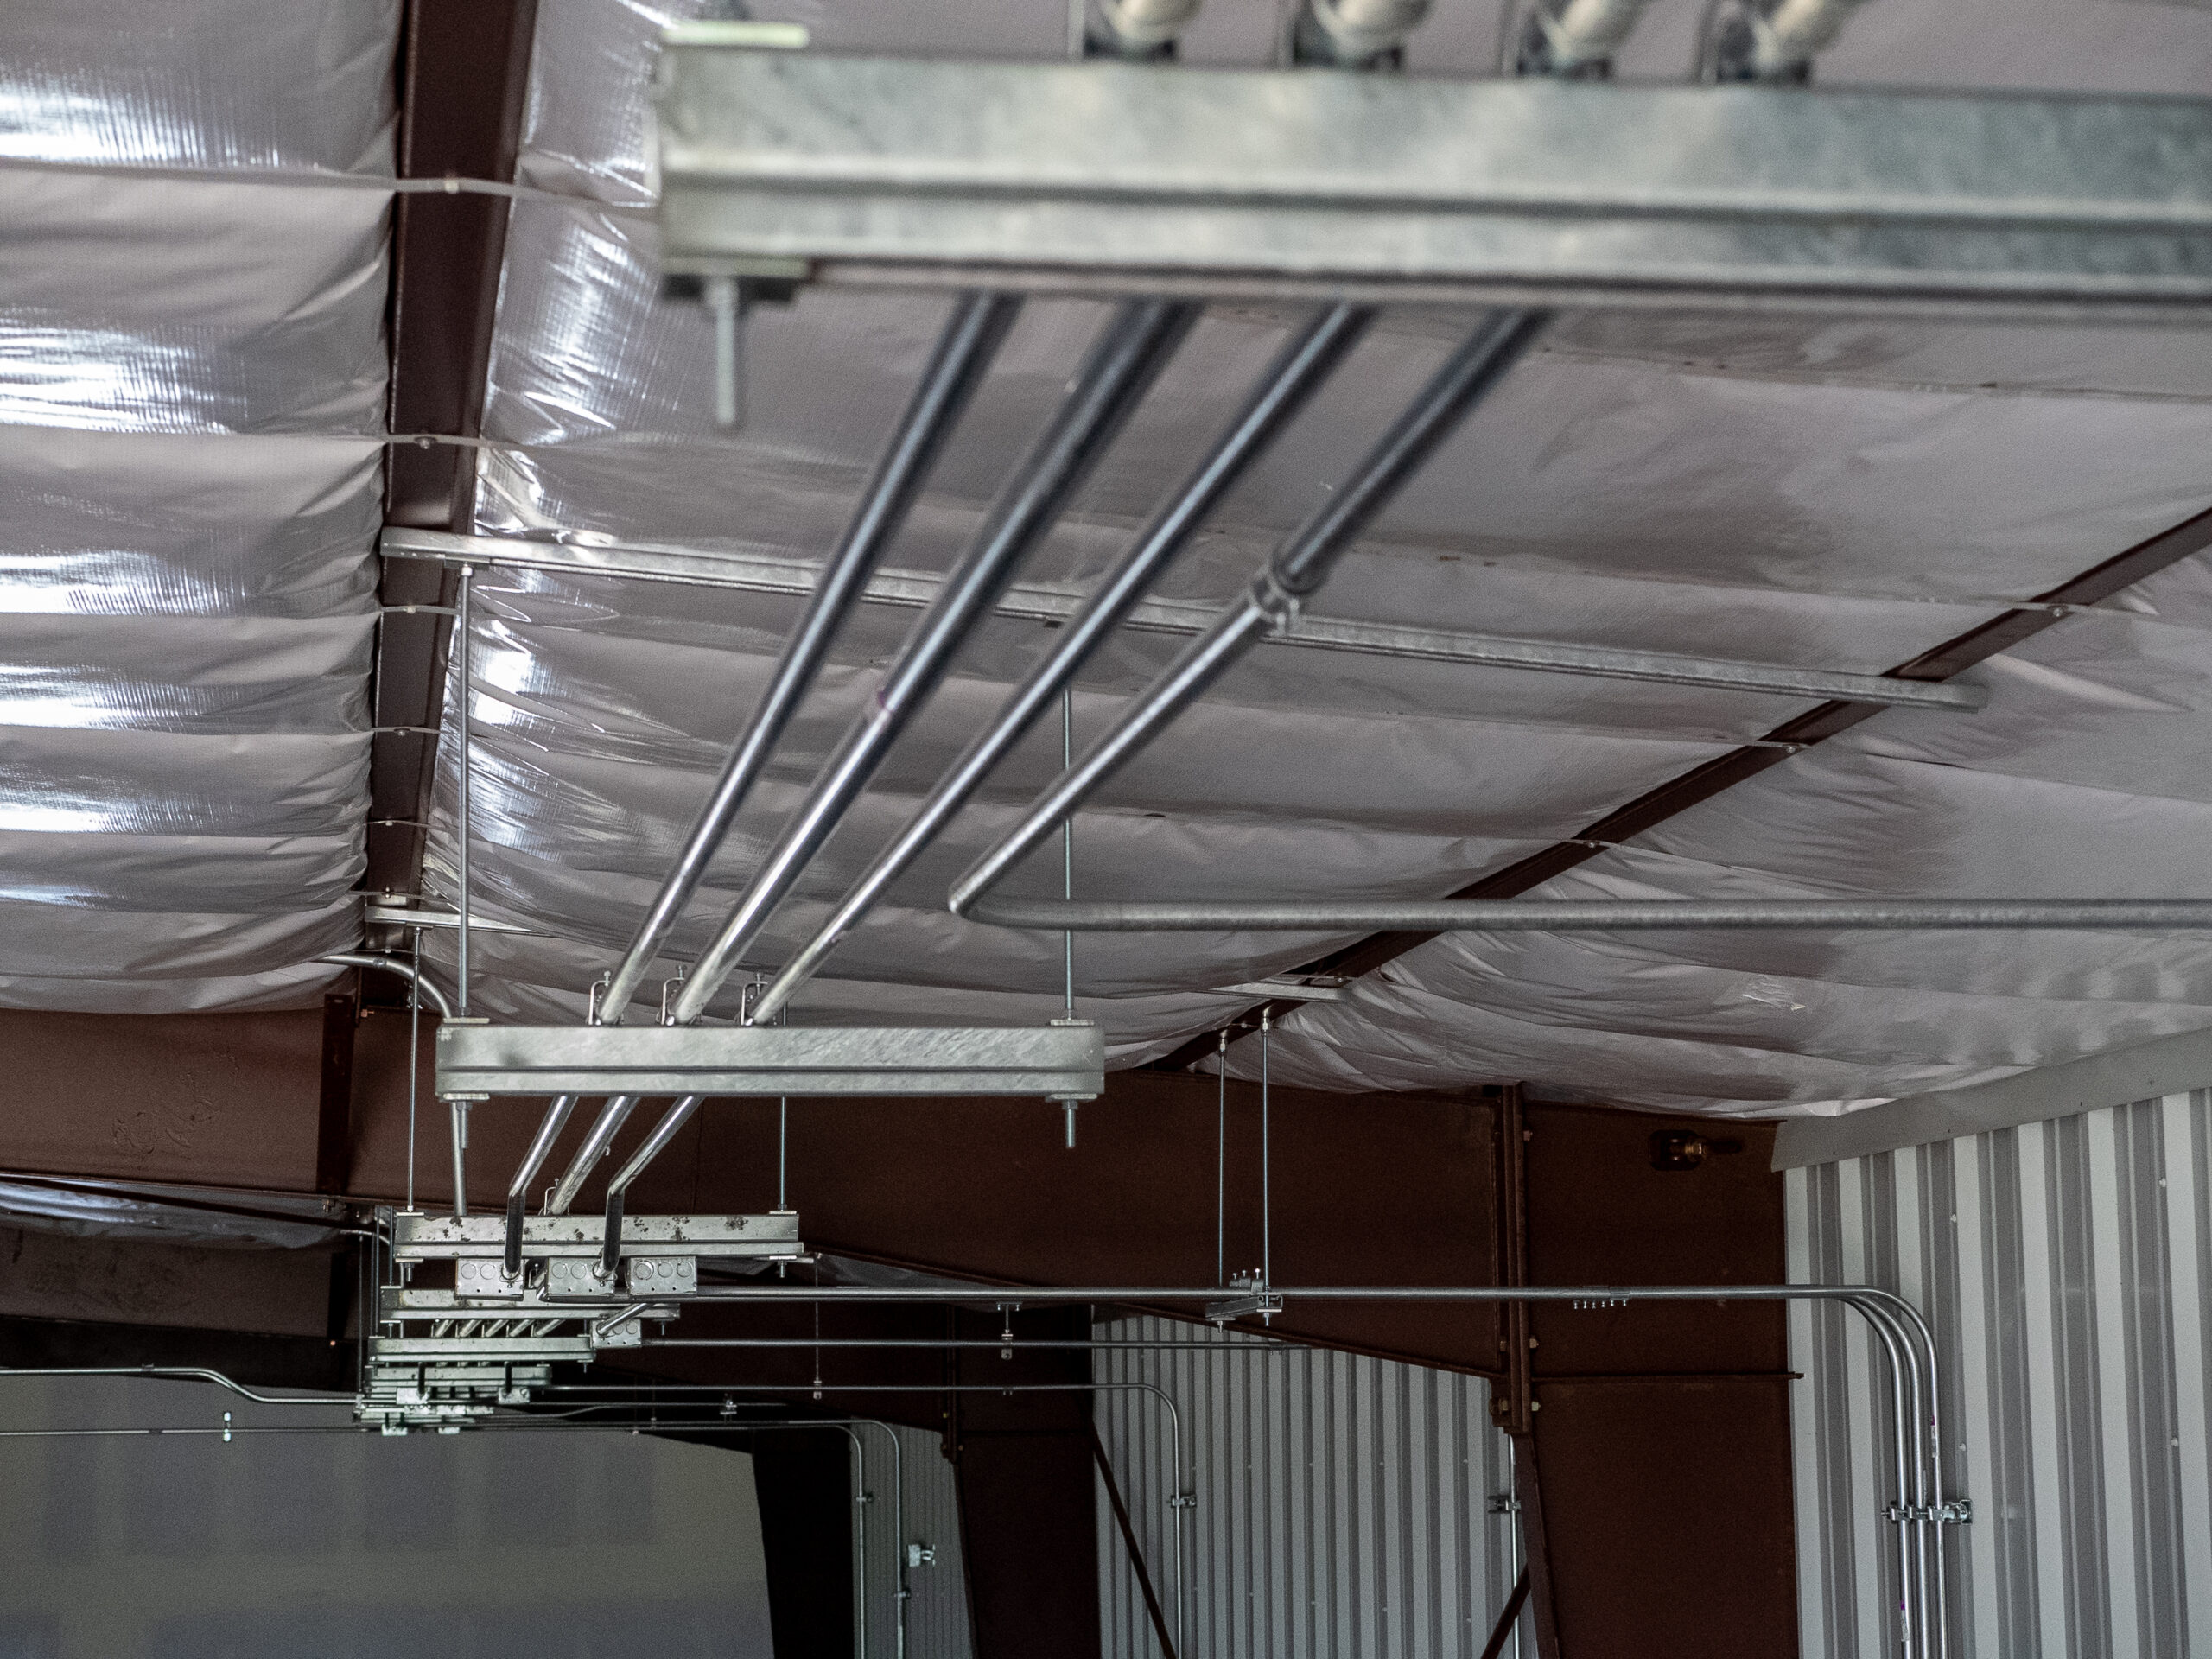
left=1788, top=1090, right=2212, bottom=1659
left=1092, top=1317, right=1527, bottom=1659
left=853, top=1422, right=970, bottom=1659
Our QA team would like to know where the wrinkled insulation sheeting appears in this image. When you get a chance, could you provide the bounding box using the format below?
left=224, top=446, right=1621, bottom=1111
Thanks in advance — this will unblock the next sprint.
left=0, top=0, right=394, bottom=1011
left=8, top=0, right=2212, bottom=1117
left=409, top=0, right=2212, bottom=1111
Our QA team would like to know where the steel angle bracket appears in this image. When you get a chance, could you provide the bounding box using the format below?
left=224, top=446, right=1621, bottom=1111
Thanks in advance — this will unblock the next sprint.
left=435, top=1022, right=1105, bottom=1101
left=1205, top=1289, right=1285, bottom=1324
left=654, top=48, right=2212, bottom=320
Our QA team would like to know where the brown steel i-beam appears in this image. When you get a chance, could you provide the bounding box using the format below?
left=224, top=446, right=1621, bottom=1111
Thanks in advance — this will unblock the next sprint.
left=1153, top=499, right=2212, bottom=1070
left=313, top=988, right=358, bottom=1196
left=368, top=0, right=540, bottom=903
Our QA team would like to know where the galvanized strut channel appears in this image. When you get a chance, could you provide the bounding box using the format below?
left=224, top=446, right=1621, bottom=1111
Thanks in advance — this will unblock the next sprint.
left=654, top=48, right=2212, bottom=320
left=665, top=298, right=1202, bottom=1027
left=950, top=307, right=1551, bottom=921
left=747, top=302, right=1376, bottom=1026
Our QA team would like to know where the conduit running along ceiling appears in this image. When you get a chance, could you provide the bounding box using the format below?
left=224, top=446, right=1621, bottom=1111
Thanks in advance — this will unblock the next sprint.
left=8, top=0, right=2212, bottom=1117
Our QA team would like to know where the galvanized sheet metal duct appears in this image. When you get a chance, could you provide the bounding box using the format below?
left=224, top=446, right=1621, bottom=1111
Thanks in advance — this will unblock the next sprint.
left=1787, top=1091, right=2211, bottom=1657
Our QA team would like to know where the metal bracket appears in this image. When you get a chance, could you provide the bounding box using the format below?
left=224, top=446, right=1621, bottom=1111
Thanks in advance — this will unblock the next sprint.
left=1205, top=1276, right=1284, bottom=1324
left=592, top=1302, right=679, bottom=1348
left=1886, top=1498, right=1973, bottom=1526
left=906, top=1543, right=936, bottom=1568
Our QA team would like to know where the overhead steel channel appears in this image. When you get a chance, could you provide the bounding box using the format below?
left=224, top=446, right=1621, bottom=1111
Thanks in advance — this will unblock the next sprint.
left=653, top=48, right=2212, bottom=320
left=379, top=528, right=1986, bottom=713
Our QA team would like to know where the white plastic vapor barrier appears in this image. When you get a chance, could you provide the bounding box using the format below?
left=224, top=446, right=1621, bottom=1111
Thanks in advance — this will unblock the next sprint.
left=0, top=0, right=393, bottom=1013
left=384, top=1, right=2212, bottom=1111
left=1787, top=1091, right=2212, bottom=1658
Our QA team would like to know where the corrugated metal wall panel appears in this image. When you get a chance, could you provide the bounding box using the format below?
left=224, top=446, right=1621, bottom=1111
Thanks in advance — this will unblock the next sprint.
left=1788, top=1090, right=2212, bottom=1659
left=849, top=1422, right=970, bottom=1659
left=898, top=1422, right=973, bottom=1659
left=1092, top=1317, right=1527, bottom=1658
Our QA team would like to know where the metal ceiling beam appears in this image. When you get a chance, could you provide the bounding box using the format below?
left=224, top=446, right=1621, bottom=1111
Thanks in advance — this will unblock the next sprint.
left=379, top=526, right=1985, bottom=711
left=654, top=47, right=2212, bottom=321
left=434, top=1022, right=1107, bottom=1102
left=369, top=0, right=540, bottom=903
left=1153, top=499, right=2212, bottom=1070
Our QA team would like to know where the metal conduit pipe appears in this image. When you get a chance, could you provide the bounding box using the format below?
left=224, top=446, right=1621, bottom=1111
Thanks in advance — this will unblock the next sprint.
left=318, top=953, right=451, bottom=1018
left=1293, top=0, right=1433, bottom=65
left=949, top=308, right=1548, bottom=922
left=493, top=296, right=1020, bottom=1263
left=593, top=1093, right=704, bottom=1279
left=958, top=895, right=2212, bottom=934
left=559, top=1278, right=1948, bottom=1659
left=1880, top=1293, right=1955, bottom=1659
left=544, top=1094, right=639, bottom=1215
left=670, top=298, right=1202, bottom=1027
left=1086, top=0, right=1203, bottom=56
left=0, top=1365, right=355, bottom=1407
left=1703, top=0, right=1875, bottom=82
left=1510, top=0, right=1660, bottom=76
left=604, top=1284, right=1938, bottom=1657
left=594, top=293, right=1019, bottom=1029
left=1858, top=1300, right=1964, bottom=1659
left=747, top=303, right=1373, bottom=1027
left=1849, top=1295, right=1926, bottom=1659
left=500, top=1094, right=577, bottom=1278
